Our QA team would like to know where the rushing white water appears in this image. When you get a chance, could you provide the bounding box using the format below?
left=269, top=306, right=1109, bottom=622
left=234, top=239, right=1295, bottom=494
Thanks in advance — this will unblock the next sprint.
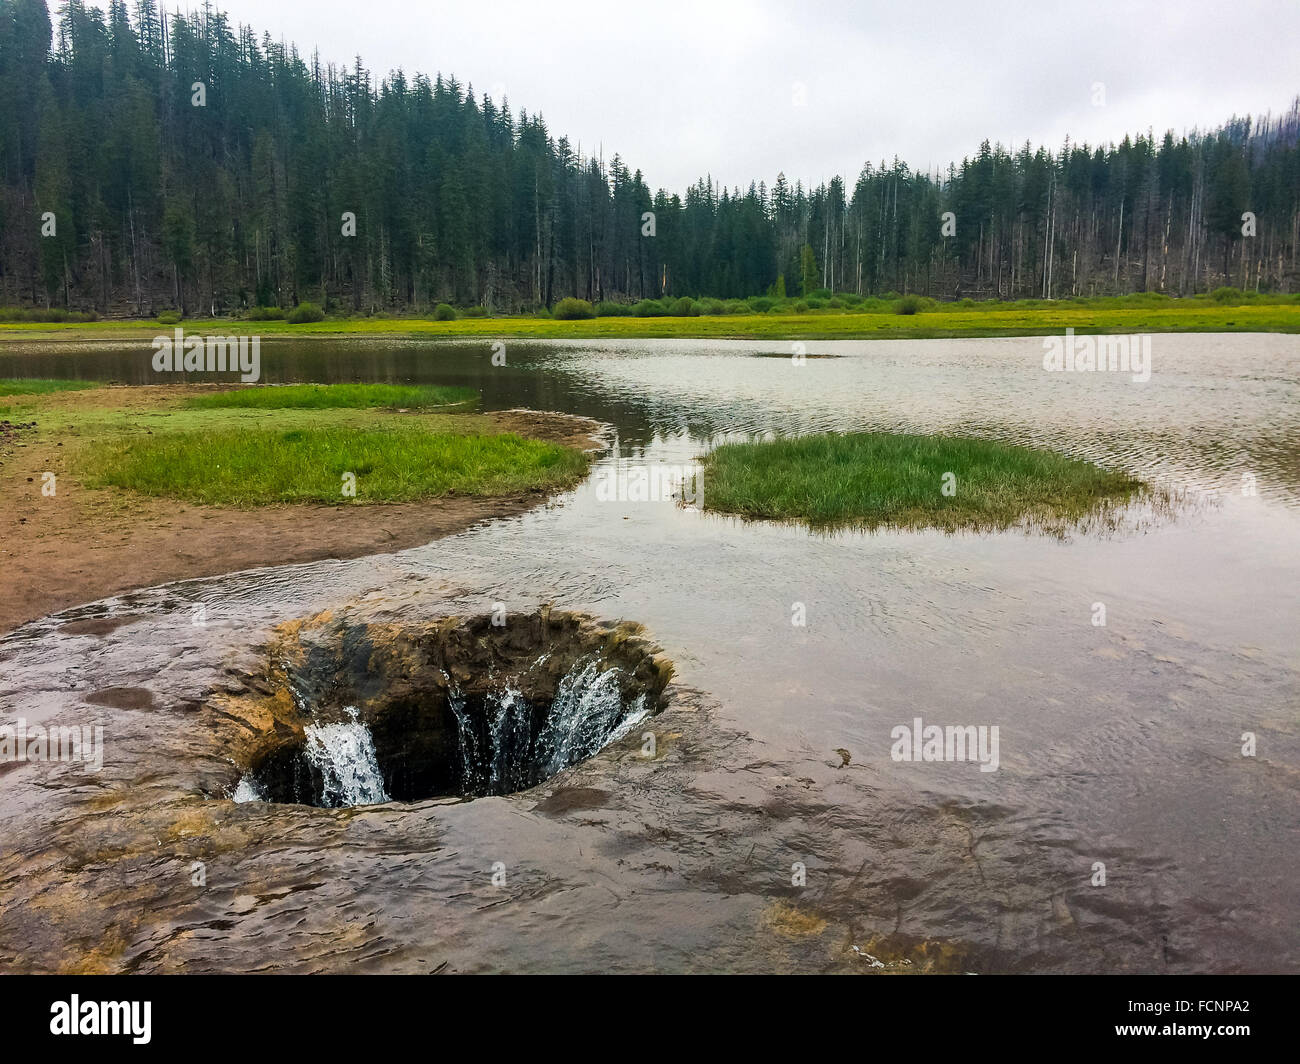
left=446, top=655, right=642, bottom=795
left=231, top=776, right=266, bottom=803
left=237, top=659, right=641, bottom=803
left=486, top=684, right=533, bottom=793
left=302, top=707, right=389, bottom=807
left=606, top=693, right=649, bottom=746
left=447, top=685, right=487, bottom=793
left=535, top=658, right=639, bottom=777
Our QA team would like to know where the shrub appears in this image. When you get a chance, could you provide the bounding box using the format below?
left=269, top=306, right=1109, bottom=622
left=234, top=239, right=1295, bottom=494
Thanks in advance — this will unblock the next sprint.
left=747, top=296, right=774, bottom=312
left=1210, top=286, right=1245, bottom=304
left=533, top=308, right=552, bottom=319
left=807, top=298, right=827, bottom=309
left=461, top=305, right=488, bottom=318
left=669, top=297, right=699, bottom=316
left=632, top=298, right=668, bottom=317
left=246, top=306, right=284, bottom=320
left=0, top=306, right=98, bottom=323
left=895, top=294, right=926, bottom=315
left=596, top=301, right=626, bottom=316
left=700, top=299, right=726, bottom=315
left=433, top=303, right=457, bottom=321
left=286, top=302, right=326, bottom=324
left=792, top=300, right=810, bottom=313
left=809, top=288, right=832, bottom=300
left=724, top=300, right=748, bottom=314
left=552, top=297, right=596, bottom=320
left=156, top=310, right=182, bottom=325
left=827, top=298, right=844, bottom=309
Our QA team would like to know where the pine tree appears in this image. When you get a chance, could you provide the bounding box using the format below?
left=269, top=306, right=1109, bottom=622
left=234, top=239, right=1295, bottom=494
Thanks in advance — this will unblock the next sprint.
left=0, top=0, right=1296, bottom=313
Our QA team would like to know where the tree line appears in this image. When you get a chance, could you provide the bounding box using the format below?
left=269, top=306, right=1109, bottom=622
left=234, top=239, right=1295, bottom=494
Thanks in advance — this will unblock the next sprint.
left=1, top=0, right=1296, bottom=316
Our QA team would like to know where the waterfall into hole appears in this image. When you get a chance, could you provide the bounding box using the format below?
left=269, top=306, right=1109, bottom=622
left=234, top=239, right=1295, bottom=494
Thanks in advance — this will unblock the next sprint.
left=235, top=706, right=388, bottom=807
left=230, top=619, right=667, bottom=809
left=232, top=776, right=266, bottom=803
left=444, top=655, right=646, bottom=797
left=537, top=658, right=647, bottom=777
left=487, top=684, right=534, bottom=794
left=303, top=707, right=389, bottom=806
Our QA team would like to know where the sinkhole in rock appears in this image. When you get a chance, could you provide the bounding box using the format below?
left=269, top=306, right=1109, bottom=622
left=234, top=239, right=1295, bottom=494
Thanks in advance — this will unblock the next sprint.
left=224, top=609, right=672, bottom=807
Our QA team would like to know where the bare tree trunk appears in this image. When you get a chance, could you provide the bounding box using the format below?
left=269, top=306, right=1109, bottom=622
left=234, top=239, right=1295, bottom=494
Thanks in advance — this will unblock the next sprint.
left=1114, top=197, right=1123, bottom=290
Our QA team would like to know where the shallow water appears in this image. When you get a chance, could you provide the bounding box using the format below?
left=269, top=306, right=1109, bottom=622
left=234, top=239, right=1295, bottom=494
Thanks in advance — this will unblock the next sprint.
left=1, top=333, right=1296, bottom=973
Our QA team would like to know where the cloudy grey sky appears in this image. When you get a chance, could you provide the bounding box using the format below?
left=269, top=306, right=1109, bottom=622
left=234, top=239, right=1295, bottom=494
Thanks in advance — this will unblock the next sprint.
left=102, top=0, right=1300, bottom=192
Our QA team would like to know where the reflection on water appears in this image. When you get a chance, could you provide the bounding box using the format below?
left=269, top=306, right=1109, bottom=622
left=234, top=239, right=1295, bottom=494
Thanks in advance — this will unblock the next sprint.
left=1, top=332, right=1296, bottom=972
left=4, top=332, right=1298, bottom=500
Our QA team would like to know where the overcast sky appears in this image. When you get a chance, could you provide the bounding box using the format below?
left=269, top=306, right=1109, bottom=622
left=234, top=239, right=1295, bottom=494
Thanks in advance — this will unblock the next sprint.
left=98, top=0, right=1300, bottom=192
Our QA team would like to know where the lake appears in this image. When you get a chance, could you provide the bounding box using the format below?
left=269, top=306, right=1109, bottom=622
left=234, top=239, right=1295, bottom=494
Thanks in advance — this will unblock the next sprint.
left=1, top=332, right=1296, bottom=972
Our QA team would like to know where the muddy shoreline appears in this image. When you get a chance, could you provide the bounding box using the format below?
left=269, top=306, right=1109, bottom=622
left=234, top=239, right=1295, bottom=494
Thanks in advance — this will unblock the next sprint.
left=0, top=385, right=605, bottom=635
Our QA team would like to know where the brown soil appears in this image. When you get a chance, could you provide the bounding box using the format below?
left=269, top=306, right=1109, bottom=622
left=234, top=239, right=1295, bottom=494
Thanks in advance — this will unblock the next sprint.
left=0, top=386, right=604, bottom=635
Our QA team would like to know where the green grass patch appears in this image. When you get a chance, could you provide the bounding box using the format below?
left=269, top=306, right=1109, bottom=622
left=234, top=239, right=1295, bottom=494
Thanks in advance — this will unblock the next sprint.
left=185, top=383, right=478, bottom=411
left=0, top=378, right=98, bottom=396
left=83, top=423, right=587, bottom=506
left=700, top=431, right=1143, bottom=532
left=1, top=297, right=1296, bottom=341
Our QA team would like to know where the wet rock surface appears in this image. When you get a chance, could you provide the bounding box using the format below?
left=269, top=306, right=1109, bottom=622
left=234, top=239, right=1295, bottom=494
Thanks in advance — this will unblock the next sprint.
left=0, top=581, right=1247, bottom=974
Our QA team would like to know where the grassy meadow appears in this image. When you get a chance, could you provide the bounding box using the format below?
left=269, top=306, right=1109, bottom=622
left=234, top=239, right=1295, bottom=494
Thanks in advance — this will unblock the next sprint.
left=1, top=291, right=1296, bottom=343
left=185, top=383, right=479, bottom=411
left=701, top=431, right=1144, bottom=532
left=0, top=377, right=99, bottom=395
left=84, top=423, right=586, bottom=506
left=1, top=381, right=589, bottom=507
